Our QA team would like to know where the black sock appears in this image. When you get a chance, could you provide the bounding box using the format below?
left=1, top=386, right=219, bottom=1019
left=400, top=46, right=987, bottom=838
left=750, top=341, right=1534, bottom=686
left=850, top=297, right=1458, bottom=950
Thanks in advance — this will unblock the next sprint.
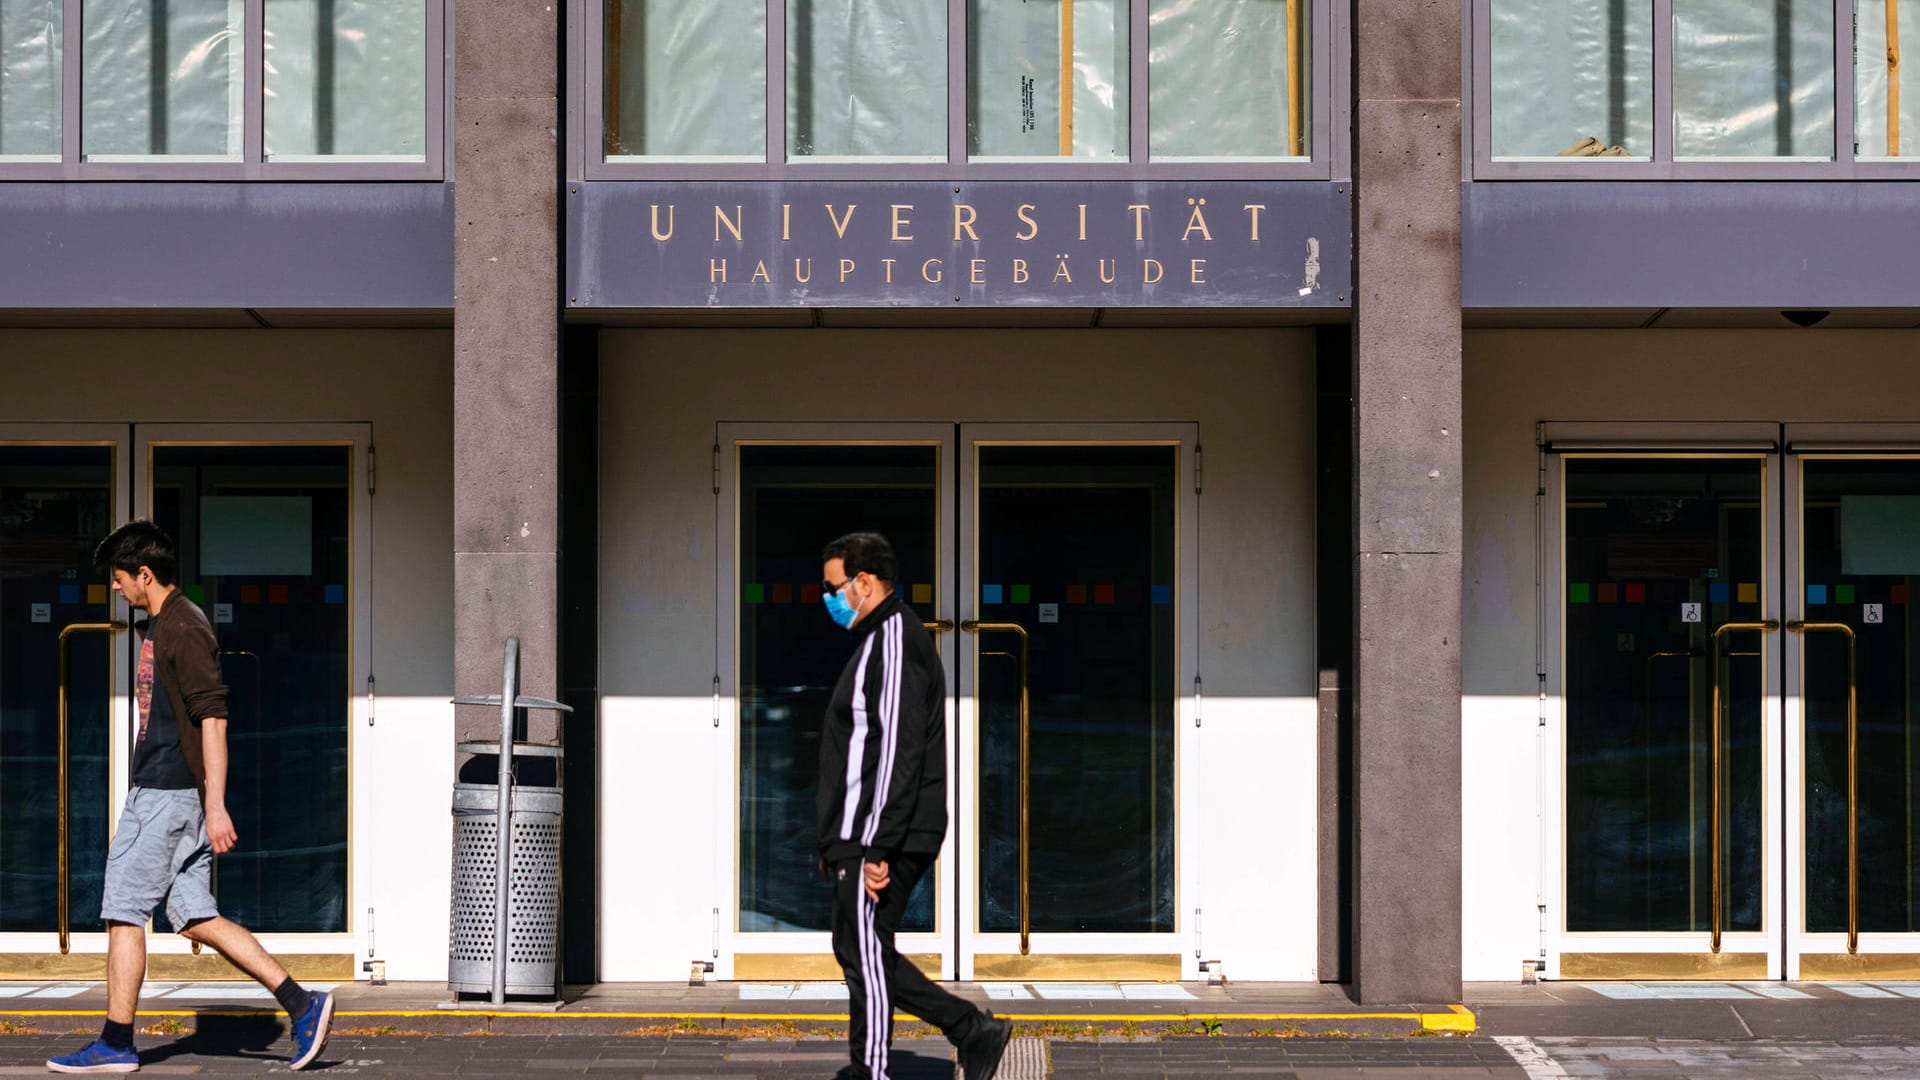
left=272, top=976, right=313, bottom=1018
left=100, top=1019, right=135, bottom=1051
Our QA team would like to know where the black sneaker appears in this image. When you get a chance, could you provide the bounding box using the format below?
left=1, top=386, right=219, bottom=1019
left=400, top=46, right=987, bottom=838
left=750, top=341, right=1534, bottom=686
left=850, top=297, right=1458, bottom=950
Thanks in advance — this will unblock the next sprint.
left=957, top=1014, right=1012, bottom=1080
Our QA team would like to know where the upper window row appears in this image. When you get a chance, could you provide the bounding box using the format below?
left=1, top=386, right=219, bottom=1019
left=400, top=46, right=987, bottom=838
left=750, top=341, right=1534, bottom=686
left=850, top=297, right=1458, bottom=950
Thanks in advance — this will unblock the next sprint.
left=1485, top=0, right=1915, bottom=173
left=594, top=0, right=1318, bottom=171
left=0, top=0, right=435, bottom=176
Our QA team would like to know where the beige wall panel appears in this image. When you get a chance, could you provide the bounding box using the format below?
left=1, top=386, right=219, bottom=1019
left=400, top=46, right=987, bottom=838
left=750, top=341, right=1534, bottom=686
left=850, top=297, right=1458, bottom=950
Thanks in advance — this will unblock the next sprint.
left=597, top=327, right=1322, bottom=979
left=0, top=329, right=455, bottom=980
left=1461, top=328, right=1920, bottom=981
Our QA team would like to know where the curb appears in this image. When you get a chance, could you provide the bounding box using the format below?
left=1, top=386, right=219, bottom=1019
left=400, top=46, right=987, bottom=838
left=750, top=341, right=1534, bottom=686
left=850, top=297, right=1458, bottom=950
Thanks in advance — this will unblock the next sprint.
left=0, top=1004, right=1476, bottom=1039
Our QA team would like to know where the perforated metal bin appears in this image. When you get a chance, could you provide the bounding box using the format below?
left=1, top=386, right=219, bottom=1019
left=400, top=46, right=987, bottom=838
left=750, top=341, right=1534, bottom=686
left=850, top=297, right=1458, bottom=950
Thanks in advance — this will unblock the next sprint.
left=448, top=743, right=562, bottom=997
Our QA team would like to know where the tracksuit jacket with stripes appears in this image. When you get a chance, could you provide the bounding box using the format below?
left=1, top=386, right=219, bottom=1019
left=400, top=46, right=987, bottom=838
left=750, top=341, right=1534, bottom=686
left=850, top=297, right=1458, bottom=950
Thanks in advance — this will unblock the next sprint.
left=816, top=590, right=948, bottom=865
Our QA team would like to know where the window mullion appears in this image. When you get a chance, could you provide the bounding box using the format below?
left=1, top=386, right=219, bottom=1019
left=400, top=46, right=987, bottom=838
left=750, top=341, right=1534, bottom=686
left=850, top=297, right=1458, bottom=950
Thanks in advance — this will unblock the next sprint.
left=765, top=0, right=784, bottom=169
left=1836, top=0, right=1858, bottom=163
left=1129, top=0, right=1147, bottom=164
left=1653, top=0, right=1674, bottom=167
left=245, top=0, right=265, bottom=172
left=62, top=0, right=82, bottom=169
left=948, top=0, right=966, bottom=165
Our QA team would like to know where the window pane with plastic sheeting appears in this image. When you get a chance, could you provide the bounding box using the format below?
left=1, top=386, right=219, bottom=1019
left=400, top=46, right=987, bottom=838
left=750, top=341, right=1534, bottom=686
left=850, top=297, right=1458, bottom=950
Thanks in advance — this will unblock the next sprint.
left=1673, top=0, right=1834, bottom=160
left=787, top=0, right=944, bottom=160
left=1856, top=0, right=1919, bottom=159
left=1150, top=0, right=1308, bottom=159
left=0, top=0, right=62, bottom=159
left=605, top=0, right=766, bottom=161
left=968, top=0, right=1128, bottom=160
left=264, top=0, right=426, bottom=161
left=1491, top=0, right=1652, bottom=160
left=82, top=0, right=244, bottom=160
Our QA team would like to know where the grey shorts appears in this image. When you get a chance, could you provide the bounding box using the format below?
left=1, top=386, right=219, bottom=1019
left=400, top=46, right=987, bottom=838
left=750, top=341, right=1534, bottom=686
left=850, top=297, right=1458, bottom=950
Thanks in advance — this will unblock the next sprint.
left=101, top=787, right=219, bottom=928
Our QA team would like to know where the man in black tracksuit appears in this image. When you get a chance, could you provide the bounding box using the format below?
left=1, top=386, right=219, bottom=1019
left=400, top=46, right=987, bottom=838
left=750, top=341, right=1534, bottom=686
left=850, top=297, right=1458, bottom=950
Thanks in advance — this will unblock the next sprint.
left=816, top=532, right=1011, bottom=1080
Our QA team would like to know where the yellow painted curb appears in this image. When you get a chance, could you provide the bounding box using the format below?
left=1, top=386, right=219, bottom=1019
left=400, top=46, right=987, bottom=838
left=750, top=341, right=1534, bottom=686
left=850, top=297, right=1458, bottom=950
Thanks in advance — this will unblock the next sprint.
left=1418, top=1005, right=1477, bottom=1034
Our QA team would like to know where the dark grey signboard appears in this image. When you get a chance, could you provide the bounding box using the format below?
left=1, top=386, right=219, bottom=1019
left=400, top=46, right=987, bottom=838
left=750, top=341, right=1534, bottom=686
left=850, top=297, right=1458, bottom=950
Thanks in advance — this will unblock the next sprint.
left=567, top=181, right=1349, bottom=309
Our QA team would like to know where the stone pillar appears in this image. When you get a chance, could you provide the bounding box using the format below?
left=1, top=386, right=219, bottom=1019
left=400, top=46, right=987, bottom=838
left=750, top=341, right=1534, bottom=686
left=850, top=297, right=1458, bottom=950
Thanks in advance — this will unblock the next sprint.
left=1349, top=0, right=1464, bottom=1003
left=452, top=0, right=560, bottom=743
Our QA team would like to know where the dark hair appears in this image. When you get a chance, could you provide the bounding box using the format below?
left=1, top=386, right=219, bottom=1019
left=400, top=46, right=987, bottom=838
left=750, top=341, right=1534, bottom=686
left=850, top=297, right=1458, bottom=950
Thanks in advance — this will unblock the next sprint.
left=822, top=531, right=897, bottom=585
left=94, top=520, right=178, bottom=586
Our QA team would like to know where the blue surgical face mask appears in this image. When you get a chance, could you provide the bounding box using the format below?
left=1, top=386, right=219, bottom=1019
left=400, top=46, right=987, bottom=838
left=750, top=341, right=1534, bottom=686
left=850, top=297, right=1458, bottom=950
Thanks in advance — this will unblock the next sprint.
left=823, top=582, right=859, bottom=629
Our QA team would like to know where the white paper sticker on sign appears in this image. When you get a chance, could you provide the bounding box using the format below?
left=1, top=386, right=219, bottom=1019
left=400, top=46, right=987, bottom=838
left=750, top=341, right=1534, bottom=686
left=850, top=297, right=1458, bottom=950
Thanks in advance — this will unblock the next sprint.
left=213, top=603, right=234, bottom=624
left=1682, top=602, right=1703, bottom=624
left=1865, top=603, right=1884, bottom=625
left=30, top=603, right=51, bottom=624
left=1038, top=603, right=1059, bottom=624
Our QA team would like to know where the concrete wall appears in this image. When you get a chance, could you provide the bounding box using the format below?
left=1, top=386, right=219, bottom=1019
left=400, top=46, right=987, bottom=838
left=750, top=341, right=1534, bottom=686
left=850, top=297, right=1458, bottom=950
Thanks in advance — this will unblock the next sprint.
left=0, top=329, right=455, bottom=980
left=596, top=327, right=1322, bottom=981
left=1461, top=329, right=1920, bottom=981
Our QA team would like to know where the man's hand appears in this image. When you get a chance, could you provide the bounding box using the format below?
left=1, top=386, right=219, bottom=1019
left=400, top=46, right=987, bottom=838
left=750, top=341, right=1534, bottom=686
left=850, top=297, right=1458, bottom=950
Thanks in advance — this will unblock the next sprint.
left=205, top=806, right=238, bottom=854
left=862, top=860, right=889, bottom=901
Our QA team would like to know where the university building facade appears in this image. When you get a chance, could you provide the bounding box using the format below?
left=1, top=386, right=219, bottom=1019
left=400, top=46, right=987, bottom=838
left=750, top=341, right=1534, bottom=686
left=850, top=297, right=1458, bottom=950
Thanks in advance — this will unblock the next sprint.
left=3, top=0, right=1918, bottom=1002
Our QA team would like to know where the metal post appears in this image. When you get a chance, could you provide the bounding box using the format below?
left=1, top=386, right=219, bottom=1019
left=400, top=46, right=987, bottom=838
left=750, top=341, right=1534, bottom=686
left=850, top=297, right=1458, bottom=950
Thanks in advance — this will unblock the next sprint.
left=494, top=637, right=519, bottom=1006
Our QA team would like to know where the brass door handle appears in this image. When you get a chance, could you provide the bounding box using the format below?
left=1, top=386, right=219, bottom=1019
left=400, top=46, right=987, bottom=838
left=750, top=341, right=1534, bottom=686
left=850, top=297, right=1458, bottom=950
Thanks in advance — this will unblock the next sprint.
left=58, top=621, right=127, bottom=954
left=1789, top=621, right=1859, bottom=954
left=1708, top=619, right=1777, bottom=953
left=962, top=620, right=1034, bottom=955
left=926, top=620, right=953, bottom=634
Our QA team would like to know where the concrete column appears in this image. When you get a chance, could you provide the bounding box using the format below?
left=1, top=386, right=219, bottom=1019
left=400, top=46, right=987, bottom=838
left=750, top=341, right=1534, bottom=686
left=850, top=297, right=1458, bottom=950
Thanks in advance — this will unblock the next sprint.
left=1349, top=0, right=1464, bottom=1003
left=452, top=0, right=560, bottom=743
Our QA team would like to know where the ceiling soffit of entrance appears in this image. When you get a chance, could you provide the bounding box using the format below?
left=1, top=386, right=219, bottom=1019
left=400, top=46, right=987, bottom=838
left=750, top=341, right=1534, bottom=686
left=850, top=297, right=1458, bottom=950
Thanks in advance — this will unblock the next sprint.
left=1467, top=307, right=1920, bottom=329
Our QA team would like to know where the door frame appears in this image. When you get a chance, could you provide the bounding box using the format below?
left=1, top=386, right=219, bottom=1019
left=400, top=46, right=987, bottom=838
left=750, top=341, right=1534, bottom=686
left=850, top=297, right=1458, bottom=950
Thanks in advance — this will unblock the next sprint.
left=0, top=424, right=133, bottom=969
left=133, top=423, right=373, bottom=969
left=954, top=423, right=1201, bottom=982
left=713, top=423, right=960, bottom=980
left=1538, top=421, right=1785, bottom=980
left=1783, top=422, right=1920, bottom=979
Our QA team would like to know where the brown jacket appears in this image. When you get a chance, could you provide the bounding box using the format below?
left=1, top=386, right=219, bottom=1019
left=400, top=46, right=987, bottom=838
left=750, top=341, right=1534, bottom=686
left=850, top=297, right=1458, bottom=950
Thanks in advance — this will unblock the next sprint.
left=146, top=594, right=228, bottom=792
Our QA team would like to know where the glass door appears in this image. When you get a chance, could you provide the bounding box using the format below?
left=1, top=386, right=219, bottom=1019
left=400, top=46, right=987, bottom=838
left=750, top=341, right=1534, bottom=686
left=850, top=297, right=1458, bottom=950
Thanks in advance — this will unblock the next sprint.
left=717, top=423, right=1198, bottom=982
left=131, top=426, right=370, bottom=976
left=0, top=426, right=131, bottom=977
left=1547, top=449, right=1784, bottom=980
left=955, top=425, right=1197, bottom=981
left=1787, top=444, right=1920, bottom=979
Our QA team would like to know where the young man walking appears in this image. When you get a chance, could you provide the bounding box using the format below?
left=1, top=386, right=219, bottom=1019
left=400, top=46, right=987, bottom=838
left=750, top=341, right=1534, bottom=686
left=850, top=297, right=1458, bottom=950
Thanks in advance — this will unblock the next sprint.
left=47, top=521, right=333, bottom=1074
left=816, top=532, right=1012, bottom=1080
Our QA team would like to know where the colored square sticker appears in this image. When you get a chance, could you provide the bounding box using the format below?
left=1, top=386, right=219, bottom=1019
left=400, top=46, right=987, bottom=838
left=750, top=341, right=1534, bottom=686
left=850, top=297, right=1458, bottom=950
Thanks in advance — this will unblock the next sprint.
left=87, top=584, right=108, bottom=605
left=801, top=584, right=821, bottom=603
left=58, top=584, right=79, bottom=604
left=770, top=584, right=793, bottom=604
left=1066, top=584, right=1087, bottom=605
left=1894, top=584, right=1911, bottom=604
left=188, top=585, right=208, bottom=605
left=1151, top=584, right=1172, bottom=604
left=982, top=584, right=1003, bottom=605
left=743, top=584, right=765, bottom=604
left=1836, top=584, right=1855, bottom=604
left=324, top=584, right=345, bottom=605
left=1094, top=584, right=1116, bottom=605
left=1624, top=583, right=1646, bottom=604
left=1010, top=584, right=1031, bottom=605
left=1737, top=583, right=1758, bottom=604
left=1710, top=582, right=1731, bottom=604
left=911, top=583, right=933, bottom=605
left=1569, top=583, right=1590, bottom=604
left=240, top=585, right=262, bottom=605
left=1595, top=583, right=1618, bottom=604
left=1808, top=584, right=1828, bottom=605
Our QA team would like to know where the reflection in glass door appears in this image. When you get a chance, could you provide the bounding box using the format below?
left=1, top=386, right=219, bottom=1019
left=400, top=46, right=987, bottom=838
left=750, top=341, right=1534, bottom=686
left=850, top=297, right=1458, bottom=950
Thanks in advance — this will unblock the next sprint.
left=1554, top=455, right=1780, bottom=980
left=1790, top=454, right=1920, bottom=978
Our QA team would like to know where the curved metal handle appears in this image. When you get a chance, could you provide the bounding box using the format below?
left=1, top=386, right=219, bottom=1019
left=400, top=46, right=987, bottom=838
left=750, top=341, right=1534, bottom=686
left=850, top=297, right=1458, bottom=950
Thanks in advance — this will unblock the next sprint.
left=961, top=620, right=1032, bottom=955
left=1708, top=619, right=1778, bottom=953
left=58, top=621, right=127, bottom=954
left=925, top=619, right=953, bottom=634
left=1789, top=620, right=1859, bottom=954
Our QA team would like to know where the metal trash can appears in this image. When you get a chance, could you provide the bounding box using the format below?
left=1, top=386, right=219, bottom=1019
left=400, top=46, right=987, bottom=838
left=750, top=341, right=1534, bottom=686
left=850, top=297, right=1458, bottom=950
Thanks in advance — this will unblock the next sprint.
left=448, top=744, right=562, bottom=997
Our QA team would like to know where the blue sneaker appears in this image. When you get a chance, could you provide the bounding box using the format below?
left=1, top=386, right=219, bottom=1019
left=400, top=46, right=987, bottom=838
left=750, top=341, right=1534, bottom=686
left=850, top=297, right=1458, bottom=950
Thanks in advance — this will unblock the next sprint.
left=45, top=1039, right=138, bottom=1073
left=288, top=990, right=334, bottom=1071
